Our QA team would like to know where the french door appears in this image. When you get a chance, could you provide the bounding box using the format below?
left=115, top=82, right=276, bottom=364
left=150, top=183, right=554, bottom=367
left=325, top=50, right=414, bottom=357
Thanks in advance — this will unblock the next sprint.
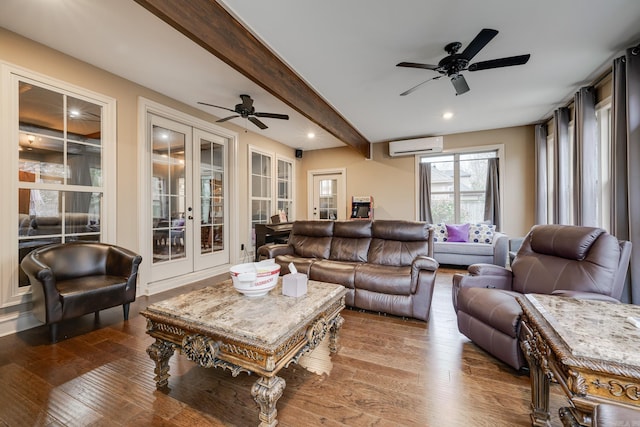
left=149, top=114, right=229, bottom=282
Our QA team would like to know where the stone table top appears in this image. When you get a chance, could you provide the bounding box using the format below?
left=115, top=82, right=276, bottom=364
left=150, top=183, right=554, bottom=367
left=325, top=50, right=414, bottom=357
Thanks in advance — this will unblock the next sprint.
left=144, top=279, right=346, bottom=348
left=524, top=294, right=640, bottom=366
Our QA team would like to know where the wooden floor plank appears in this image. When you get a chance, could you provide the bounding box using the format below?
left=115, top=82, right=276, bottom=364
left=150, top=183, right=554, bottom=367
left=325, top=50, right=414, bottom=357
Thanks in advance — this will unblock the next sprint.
left=0, top=268, right=568, bottom=426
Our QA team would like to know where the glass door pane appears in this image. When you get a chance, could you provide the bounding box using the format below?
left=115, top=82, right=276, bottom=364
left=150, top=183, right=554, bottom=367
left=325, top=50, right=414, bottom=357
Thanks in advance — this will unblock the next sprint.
left=151, top=125, right=187, bottom=263
left=199, top=139, right=224, bottom=254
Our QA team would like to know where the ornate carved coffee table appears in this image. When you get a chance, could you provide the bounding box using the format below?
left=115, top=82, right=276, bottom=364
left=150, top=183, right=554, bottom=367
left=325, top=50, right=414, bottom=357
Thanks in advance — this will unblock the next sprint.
left=518, top=294, right=640, bottom=426
left=141, top=279, right=347, bottom=426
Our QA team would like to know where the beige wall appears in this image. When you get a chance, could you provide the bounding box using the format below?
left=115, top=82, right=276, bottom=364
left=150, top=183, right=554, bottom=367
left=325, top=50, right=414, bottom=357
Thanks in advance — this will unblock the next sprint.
left=299, top=125, right=536, bottom=237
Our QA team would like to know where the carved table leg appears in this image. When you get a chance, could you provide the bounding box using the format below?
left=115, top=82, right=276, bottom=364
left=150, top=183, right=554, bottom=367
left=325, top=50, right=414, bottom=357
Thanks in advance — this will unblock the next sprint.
left=146, top=339, right=175, bottom=389
left=329, top=314, right=344, bottom=354
left=251, top=376, right=286, bottom=427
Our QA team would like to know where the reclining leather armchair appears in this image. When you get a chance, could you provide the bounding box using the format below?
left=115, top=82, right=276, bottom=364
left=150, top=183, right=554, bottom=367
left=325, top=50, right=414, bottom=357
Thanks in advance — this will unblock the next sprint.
left=21, top=241, right=142, bottom=342
left=452, top=225, right=632, bottom=370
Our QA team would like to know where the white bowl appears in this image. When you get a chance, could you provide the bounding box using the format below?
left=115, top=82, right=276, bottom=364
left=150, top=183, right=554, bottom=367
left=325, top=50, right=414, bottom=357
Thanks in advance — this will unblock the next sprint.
left=229, top=261, right=281, bottom=297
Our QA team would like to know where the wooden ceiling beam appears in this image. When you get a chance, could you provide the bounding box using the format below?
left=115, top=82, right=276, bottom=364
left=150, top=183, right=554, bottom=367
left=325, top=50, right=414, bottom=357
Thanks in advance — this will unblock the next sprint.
left=133, top=0, right=370, bottom=157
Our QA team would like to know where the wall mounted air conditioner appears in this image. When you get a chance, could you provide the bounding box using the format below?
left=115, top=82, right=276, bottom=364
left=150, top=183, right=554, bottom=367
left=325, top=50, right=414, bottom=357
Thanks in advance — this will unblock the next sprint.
left=388, top=136, right=443, bottom=157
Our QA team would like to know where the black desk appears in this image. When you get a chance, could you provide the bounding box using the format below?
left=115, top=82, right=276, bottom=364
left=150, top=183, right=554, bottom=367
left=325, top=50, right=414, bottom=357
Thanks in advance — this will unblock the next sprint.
left=254, top=222, right=292, bottom=261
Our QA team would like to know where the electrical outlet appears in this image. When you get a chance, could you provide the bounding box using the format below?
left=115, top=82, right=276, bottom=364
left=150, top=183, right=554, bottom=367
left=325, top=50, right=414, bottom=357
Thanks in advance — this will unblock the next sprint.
left=241, top=243, right=245, bottom=251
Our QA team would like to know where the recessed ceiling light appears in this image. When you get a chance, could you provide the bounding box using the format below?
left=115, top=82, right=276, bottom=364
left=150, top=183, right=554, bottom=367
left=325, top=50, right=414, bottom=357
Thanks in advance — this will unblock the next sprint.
left=307, top=132, right=315, bottom=139
left=442, top=112, right=454, bottom=120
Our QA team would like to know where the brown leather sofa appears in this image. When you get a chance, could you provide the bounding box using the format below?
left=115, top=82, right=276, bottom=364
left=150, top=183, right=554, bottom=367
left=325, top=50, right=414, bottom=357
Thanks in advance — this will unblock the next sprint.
left=452, top=225, right=632, bottom=370
left=591, top=403, right=640, bottom=426
left=21, top=241, right=142, bottom=342
left=257, top=220, right=439, bottom=321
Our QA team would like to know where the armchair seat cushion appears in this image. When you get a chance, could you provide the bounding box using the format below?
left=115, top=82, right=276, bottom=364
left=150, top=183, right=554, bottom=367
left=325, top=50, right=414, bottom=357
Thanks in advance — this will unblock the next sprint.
left=354, top=264, right=412, bottom=295
left=59, top=275, right=129, bottom=319
left=456, top=287, right=522, bottom=338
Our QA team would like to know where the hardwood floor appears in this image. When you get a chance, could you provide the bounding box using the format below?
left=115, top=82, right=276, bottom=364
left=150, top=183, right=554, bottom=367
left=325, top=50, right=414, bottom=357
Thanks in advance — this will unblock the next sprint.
left=0, top=268, right=566, bottom=426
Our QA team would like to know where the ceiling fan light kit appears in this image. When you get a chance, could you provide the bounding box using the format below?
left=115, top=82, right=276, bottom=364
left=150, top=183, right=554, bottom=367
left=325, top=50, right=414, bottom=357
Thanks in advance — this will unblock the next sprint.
left=397, top=28, right=531, bottom=96
left=198, top=94, right=289, bottom=130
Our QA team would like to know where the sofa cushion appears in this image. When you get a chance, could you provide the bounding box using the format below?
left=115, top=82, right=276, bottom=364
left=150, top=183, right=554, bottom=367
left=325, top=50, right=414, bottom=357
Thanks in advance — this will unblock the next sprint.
left=309, top=260, right=358, bottom=289
left=289, top=221, right=334, bottom=259
left=468, top=223, right=495, bottom=243
left=354, top=264, right=412, bottom=295
left=446, top=223, right=470, bottom=242
left=432, top=223, right=448, bottom=242
left=529, top=224, right=604, bottom=260
left=434, top=241, right=495, bottom=256
left=368, top=221, right=431, bottom=266
left=330, top=220, right=372, bottom=262
left=456, top=287, right=522, bottom=338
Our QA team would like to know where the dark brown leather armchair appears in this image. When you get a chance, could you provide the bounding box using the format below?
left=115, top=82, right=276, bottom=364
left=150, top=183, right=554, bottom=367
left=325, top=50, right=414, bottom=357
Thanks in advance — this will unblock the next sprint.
left=452, top=225, right=632, bottom=370
left=21, top=241, right=142, bottom=342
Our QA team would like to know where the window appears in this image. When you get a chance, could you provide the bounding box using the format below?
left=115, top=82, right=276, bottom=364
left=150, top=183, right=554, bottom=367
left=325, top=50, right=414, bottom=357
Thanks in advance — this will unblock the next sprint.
left=251, top=150, right=272, bottom=230
left=546, top=134, right=556, bottom=223
left=249, top=148, right=295, bottom=248
left=16, top=78, right=110, bottom=288
left=596, top=102, right=612, bottom=230
left=277, top=158, right=293, bottom=220
left=421, top=150, right=498, bottom=224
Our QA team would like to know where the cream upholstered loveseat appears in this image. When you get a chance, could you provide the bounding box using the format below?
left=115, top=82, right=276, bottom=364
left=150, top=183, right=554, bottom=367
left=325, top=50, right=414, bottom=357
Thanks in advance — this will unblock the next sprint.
left=430, top=222, right=508, bottom=267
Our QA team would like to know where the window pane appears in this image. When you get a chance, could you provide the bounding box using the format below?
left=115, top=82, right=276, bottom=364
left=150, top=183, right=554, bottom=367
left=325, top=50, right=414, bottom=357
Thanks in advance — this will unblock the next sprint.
left=67, top=96, right=102, bottom=144
left=459, top=158, right=488, bottom=192
left=431, top=193, right=455, bottom=223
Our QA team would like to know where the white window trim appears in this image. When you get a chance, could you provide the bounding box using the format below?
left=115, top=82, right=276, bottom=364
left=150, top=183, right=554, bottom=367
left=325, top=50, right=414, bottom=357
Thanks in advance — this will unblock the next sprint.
left=414, top=144, right=505, bottom=224
left=0, top=61, right=116, bottom=309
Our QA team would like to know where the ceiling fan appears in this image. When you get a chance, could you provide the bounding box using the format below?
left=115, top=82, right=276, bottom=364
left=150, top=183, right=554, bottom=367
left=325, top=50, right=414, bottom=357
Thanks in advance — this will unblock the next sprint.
left=397, top=28, right=531, bottom=96
left=198, top=94, right=289, bottom=129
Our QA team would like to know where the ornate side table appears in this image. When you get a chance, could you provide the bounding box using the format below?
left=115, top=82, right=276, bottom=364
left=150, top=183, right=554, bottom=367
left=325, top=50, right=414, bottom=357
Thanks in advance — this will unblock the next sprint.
left=517, top=294, right=640, bottom=426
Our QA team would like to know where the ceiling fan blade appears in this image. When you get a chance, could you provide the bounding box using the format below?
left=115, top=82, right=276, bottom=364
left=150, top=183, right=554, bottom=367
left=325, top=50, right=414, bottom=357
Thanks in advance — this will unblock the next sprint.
left=216, top=115, right=239, bottom=123
left=254, top=112, right=289, bottom=120
left=469, top=54, right=531, bottom=71
left=460, top=28, right=498, bottom=61
left=451, top=74, right=470, bottom=95
left=239, top=94, right=254, bottom=109
left=249, top=116, right=268, bottom=129
left=198, top=101, right=236, bottom=113
left=396, top=62, right=439, bottom=70
left=400, top=76, right=443, bottom=96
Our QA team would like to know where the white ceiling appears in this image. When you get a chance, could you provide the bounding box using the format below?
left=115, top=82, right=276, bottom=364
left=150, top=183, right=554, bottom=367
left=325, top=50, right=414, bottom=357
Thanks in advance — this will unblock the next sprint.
left=2, top=0, right=640, bottom=153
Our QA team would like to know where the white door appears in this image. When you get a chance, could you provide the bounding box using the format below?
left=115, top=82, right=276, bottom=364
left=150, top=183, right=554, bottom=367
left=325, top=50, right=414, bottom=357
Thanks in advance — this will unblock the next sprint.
left=193, top=129, right=230, bottom=270
left=309, top=171, right=346, bottom=220
left=149, top=116, right=229, bottom=282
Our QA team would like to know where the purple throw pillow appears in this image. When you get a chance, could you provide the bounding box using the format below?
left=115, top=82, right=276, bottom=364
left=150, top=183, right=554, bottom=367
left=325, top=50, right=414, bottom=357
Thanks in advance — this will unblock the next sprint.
left=446, top=223, right=470, bottom=242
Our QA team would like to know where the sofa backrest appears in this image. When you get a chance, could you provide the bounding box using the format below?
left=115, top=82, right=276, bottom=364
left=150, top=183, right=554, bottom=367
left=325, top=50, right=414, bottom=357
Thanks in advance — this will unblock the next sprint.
left=289, top=221, right=334, bottom=259
left=511, top=225, right=623, bottom=298
left=367, top=220, right=432, bottom=266
left=329, top=220, right=372, bottom=262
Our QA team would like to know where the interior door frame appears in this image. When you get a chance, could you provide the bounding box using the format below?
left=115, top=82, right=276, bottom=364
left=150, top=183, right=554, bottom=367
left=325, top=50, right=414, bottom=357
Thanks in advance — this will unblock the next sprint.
left=137, top=97, right=239, bottom=296
left=307, top=168, right=347, bottom=220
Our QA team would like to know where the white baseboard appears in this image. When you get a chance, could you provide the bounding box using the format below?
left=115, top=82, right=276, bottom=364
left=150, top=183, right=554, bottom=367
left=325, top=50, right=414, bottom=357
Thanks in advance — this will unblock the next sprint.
left=0, top=310, right=43, bottom=338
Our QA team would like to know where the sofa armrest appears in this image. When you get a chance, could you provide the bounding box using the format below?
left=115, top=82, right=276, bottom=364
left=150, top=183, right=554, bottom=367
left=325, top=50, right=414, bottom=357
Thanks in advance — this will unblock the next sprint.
left=551, top=290, right=620, bottom=303
left=492, top=232, right=509, bottom=267
left=257, top=243, right=293, bottom=260
left=452, top=266, right=514, bottom=311
left=411, top=255, right=438, bottom=293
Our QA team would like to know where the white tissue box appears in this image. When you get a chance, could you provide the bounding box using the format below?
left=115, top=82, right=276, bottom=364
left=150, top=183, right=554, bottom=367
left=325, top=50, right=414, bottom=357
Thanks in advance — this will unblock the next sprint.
left=282, top=273, right=308, bottom=297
